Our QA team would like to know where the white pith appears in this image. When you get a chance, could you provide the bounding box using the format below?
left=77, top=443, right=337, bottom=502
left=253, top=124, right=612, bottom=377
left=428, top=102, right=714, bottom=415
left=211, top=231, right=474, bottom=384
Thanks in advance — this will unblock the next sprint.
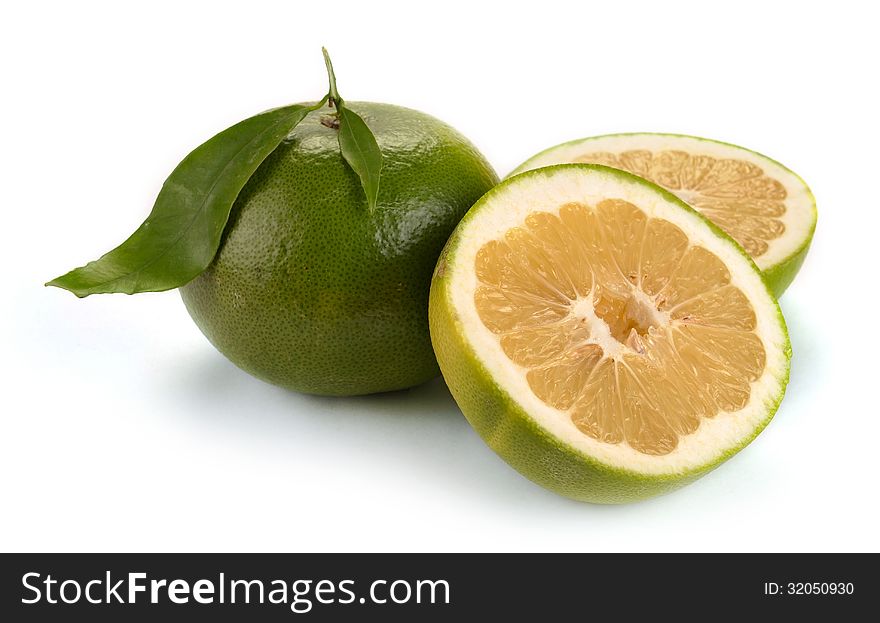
left=511, top=134, right=815, bottom=271
left=568, top=293, right=667, bottom=360
left=447, top=166, right=788, bottom=475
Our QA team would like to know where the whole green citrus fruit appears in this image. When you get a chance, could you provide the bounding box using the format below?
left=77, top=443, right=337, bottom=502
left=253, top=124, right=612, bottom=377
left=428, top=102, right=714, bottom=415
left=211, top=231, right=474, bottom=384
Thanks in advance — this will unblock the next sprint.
left=180, top=102, right=498, bottom=396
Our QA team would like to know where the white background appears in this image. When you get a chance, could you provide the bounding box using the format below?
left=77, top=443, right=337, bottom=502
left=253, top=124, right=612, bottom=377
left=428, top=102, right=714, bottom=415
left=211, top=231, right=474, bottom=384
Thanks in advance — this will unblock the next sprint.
left=2, top=0, right=878, bottom=552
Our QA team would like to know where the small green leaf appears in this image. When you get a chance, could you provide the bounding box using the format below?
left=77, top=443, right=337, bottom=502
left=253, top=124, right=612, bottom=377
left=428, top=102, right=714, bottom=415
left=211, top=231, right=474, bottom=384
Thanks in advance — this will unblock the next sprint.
left=322, top=47, right=384, bottom=210
left=322, top=47, right=340, bottom=105
left=336, top=105, right=383, bottom=210
left=47, top=102, right=321, bottom=297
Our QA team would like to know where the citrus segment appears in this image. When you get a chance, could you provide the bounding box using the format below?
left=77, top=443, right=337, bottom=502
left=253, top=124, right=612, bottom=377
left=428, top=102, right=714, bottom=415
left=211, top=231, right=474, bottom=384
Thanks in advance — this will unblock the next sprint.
left=510, top=134, right=816, bottom=296
left=430, top=165, right=790, bottom=502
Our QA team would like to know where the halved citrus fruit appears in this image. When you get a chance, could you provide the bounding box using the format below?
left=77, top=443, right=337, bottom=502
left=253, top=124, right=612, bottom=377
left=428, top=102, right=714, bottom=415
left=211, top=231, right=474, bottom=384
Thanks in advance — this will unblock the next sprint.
left=429, top=165, right=790, bottom=503
left=510, top=134, right=816, bottom=296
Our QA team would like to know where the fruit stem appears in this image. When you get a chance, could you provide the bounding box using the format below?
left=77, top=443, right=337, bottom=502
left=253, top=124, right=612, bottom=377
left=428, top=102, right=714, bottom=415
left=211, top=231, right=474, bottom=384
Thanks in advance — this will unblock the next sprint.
left=322, top=47, right=342, bottom=108
left=308, top=95, right=330, bottom=113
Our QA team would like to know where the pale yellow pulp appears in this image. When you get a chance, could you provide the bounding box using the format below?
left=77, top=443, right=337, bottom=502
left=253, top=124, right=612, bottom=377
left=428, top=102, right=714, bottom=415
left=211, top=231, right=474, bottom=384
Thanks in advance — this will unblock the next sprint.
left=573, top=151, right=786, bottom=258
left=474, top=200, right=766, bottom=456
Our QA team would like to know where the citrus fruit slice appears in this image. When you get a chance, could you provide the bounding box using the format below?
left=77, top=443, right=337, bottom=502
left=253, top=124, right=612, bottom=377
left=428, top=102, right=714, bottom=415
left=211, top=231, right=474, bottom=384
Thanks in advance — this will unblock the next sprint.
left=429, top=165, right=790, bottom=503
left=510, top=134, right=816, bottom=296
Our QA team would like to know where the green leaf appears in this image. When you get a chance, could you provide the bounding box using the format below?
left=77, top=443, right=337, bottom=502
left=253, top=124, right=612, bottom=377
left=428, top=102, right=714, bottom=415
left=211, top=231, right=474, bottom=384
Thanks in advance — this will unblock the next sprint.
left=322, top=47, right=341, bottom=105
left=321, top=47, right=384, bottom=210
left=47, top=102, right=322, bottom=297
left=336, top=105, right=383, bottom=211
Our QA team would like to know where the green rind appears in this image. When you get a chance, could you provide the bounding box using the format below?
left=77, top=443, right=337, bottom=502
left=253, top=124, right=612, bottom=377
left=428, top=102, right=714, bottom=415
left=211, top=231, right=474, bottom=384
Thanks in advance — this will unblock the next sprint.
left=762, top=231, right=813, bottom=297
left=181, top=102, right=498, bottom=396
left=429, top=164, right=791, bottom=503
left=508, top=132, right=817, bottom=297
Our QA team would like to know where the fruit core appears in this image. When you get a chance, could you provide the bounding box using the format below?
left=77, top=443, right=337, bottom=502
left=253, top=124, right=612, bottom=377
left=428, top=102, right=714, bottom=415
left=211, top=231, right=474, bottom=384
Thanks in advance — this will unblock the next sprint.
left=572, top=150, right=787, bottom=259
left=473, top=199, right=766, bottom=456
